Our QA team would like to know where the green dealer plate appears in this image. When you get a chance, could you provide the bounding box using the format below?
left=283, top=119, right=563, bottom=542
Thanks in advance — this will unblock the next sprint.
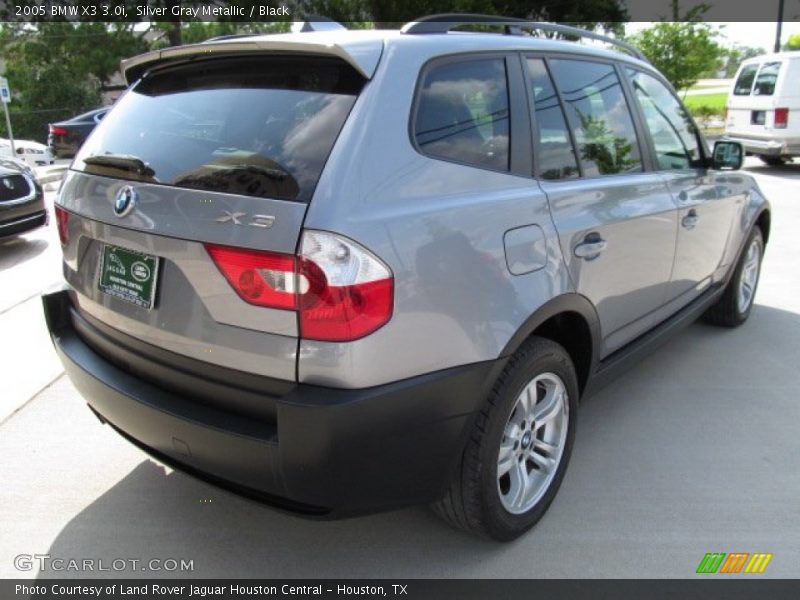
left=98, top=245, right=160, bottom=310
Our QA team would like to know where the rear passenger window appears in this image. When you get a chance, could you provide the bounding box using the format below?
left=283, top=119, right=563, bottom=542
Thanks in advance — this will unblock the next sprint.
left=733, top=64, right=758, bottom=95
left=753, top=61, right=781, bottom=96
left=526, top=58, right=579, bottom=180
left=627, top=69, right=702, bottom=170
left=548, top=59, right=642, bottom=177
left=414, top=58, right=510, bottom=171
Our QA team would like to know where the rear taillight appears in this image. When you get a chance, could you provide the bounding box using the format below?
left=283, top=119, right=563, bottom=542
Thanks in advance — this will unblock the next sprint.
left=49, top=125, right=68, bottom=136
left=205, top=231, right=393, bottom=342
left=54, top=205, right=69, bottom=246
left=204, top=244, right=298, bottom=310
left=298, top=231, right=393, bottom=341
left=775, top=108, right=789, bottom=129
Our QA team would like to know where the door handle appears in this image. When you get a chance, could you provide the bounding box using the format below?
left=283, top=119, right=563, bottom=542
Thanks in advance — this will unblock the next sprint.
left=574, top=234, right=607, bottom=260
left=682, top=209, right=699, bottom=230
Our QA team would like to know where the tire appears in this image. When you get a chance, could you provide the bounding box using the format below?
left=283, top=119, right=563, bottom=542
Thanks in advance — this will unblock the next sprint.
left=703, top=226, right=764, bottom=328
left=433, top=336, right=579, bottom=541
left=758, top=155, right=787, bottom=166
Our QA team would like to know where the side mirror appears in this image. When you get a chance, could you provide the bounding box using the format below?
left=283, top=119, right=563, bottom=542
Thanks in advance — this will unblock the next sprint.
left=712, top=141, right=743, bottom=170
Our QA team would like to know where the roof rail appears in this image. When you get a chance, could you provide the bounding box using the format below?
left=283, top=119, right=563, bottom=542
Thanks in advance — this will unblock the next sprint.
left=204, top=33, right=260, bottom=43
left=400, top=14, right=648, bottom=63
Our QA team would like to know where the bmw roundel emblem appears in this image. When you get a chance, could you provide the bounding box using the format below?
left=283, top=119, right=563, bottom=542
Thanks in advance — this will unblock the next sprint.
left=114, top=185, right=137, bottom=217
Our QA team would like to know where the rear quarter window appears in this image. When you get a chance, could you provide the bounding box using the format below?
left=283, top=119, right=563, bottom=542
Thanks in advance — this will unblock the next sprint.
left=413, top=57, right=510, bottom=172
left=74, top=56, right=365, bottom=202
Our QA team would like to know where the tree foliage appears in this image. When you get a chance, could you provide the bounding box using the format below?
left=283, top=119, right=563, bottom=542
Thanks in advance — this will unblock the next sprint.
left=628, top=21, right=723, bottom=91
left=785, top=33, right=800, bottom=51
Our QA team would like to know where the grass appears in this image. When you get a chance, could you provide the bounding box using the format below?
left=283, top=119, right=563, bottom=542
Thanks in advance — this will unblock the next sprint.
left=683, top=93, right=728, bottom=113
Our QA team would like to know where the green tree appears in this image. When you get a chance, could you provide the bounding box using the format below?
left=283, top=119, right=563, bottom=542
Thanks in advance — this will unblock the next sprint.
left=628, top=19, right=723, bottom=91
left=784, top=33, right=800, bottom=51
left=0, top=22, right=149, bottom=140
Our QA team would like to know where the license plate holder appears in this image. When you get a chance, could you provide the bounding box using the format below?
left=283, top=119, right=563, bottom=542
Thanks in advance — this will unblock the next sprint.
left=98, top=245, right=160, bottom=310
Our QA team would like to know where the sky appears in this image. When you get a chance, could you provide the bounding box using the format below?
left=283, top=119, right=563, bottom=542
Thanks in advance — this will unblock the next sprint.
left=625, top=21, right=800, bottom=51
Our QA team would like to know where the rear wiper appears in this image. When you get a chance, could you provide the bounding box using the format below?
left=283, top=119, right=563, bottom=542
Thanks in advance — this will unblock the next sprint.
left=83, top=154, right=156, bottom=178
left=221, top=163, right=290, bottom=181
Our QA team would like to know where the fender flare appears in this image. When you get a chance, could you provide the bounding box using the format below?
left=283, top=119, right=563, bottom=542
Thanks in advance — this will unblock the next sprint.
left=499, top=293, right=603, bottom=384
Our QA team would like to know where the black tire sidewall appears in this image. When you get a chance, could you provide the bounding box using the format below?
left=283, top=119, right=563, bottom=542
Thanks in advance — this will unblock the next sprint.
left=732, top=227, right=764, bottom=323
left=477, top=340, right=579, bottom=541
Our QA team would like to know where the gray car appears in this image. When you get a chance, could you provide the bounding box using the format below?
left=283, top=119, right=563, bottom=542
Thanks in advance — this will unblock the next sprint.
left=43, top=16, right=770, bottom=541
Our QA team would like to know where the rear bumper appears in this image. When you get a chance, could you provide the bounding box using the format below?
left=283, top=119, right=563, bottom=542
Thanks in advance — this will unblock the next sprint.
left=43, top=290, right=498, bottom=516
left=723, top=134, right=800, bottom=156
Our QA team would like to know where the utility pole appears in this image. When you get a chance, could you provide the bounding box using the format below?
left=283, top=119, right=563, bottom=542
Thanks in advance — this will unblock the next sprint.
left=775, top=0, right=785, bottom=53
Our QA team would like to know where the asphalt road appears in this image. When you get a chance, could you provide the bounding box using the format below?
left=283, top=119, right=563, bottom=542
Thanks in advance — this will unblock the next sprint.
left=1, top=159, right=799, bottom=579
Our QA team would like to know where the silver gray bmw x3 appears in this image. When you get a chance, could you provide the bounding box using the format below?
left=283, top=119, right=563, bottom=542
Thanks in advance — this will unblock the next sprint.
left=43, top=15, right=770, bottom=540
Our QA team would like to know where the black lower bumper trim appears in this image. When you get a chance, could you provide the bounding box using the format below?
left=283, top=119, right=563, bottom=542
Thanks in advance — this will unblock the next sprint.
left=44, top=290, right=500, bottom=516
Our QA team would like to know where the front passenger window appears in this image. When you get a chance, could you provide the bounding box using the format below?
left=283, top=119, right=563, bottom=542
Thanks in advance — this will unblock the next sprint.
left=627, top=69, right=702, bottom=170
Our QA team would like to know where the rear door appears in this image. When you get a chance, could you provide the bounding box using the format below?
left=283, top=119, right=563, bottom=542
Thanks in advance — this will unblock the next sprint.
left=528, top=56, right=679, bottom=355
left=58, top=55, right=364, bottom=380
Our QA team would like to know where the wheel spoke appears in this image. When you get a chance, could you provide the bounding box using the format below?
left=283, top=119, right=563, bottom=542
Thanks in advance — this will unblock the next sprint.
left=497, top=439, right=516, bottom=477
left=519, top=383, right=535, bottom=418
left=533, top=439, right=558, bottom=456
left=529, top=450, right=555, bottom=474
left=508, top=459, right=530, bottom=508
left=534, top=388, right=563, bottom=427
left=504, top=421, right=521, bottom=442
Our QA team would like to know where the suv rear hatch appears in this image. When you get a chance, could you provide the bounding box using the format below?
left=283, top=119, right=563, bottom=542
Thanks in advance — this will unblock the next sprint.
left=57, top=54, right=365, bottom=383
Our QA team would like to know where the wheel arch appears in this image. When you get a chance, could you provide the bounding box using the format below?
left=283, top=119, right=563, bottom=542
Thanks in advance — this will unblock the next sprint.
left=500, top=294, right=601, bottom=396
left=756, top=208, right=771, bottom=245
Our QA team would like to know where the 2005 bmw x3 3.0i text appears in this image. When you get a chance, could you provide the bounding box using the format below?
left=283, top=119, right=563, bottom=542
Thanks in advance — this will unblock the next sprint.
left=43, top=15, right=770, bottom=541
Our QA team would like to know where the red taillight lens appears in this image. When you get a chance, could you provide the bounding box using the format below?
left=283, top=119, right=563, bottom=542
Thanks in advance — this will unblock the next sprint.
left=775, top=108, right=789, bottom=129
left=49, top=125, right=68, bottom=136
left=54, top=205, right=69, bottom=245
left=205, top=244, right=297, bottom=309
left=297, top=231, right=393, bottom=341
left=205, top=232, right=394, bottom=342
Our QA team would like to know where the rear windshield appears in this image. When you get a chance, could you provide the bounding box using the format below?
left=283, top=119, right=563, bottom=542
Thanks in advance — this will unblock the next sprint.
left=74, top=56, right=365, bottom=202
left=733, top=61, right=782, bottom=96
left=753, top=61, right=781, bottom=96
left=733, top=64, right=758, bottom=95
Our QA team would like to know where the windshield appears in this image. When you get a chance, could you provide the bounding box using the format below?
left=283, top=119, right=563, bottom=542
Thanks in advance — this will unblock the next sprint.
left=74, top=55, right=365, bottom=202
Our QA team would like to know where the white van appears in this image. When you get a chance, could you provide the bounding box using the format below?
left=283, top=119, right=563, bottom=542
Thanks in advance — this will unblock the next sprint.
left=724, top=52, right=800, bottom=165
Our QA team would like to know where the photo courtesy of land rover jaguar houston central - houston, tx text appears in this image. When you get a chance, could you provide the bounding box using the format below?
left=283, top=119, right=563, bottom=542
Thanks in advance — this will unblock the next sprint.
left=43, top=15, right=770, bottom=541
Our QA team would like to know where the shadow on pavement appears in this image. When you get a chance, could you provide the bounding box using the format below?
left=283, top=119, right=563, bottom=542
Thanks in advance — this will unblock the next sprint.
left=32, top=304, right=800, bottom=579
left=0, top=236, right=49, bottom=270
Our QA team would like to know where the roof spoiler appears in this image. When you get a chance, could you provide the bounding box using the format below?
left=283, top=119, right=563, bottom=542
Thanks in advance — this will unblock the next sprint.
left=121, top=31, right=382, bottom=85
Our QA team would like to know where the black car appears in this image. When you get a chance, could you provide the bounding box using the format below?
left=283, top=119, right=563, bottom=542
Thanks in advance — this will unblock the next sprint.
left=48, top=107, right=109, bottom=159
left=0, top=165, right=47, bottom=239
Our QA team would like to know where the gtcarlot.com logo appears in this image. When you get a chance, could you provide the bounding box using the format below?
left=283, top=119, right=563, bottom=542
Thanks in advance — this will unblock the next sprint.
left=14, top=553, right=194, bottom=573
left=696, top=552, right=773, bottom=574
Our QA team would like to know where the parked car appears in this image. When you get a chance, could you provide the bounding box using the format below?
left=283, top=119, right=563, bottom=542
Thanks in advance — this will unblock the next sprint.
left=0, top=139, right=55, bottom=168
left=48, top=107, right=109, bottom=159
left=0, top=162, right=46, bottom=240
left=0, top=155, right=36, bottom=180
left=44, top=16, right=770, bottom=541
left=724, top=52, right=800, bottom=165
